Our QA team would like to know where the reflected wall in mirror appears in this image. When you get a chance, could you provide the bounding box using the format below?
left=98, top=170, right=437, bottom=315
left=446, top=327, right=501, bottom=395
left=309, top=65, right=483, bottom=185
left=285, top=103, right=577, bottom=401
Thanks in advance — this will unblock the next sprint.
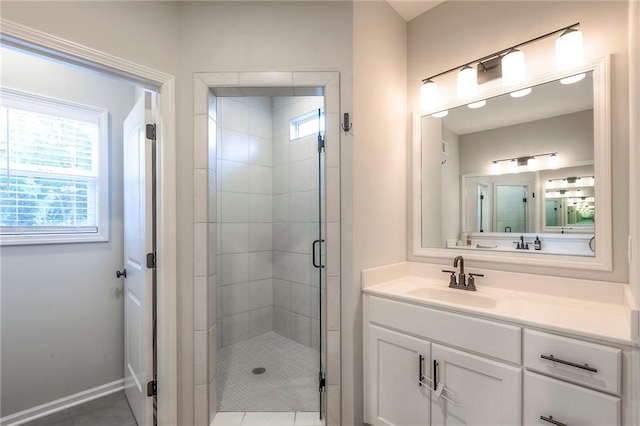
left=420, top=70, right=601, bottom=258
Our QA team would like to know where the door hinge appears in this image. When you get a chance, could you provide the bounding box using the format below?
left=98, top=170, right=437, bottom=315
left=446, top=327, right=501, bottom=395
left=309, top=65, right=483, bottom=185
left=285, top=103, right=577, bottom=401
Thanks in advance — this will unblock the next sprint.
left=147, top=380, right=157, bottom=397
left=146, top=252, right=156, bottom=269
left=146, top=123, right=157, bottom=141
left=317, top=134, right=325, bottom=153
left=319, top=371, right=326, bottom=392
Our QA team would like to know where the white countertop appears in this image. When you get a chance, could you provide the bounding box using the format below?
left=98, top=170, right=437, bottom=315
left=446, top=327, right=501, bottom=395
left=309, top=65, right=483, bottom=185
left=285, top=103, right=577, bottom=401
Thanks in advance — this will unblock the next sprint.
left=362, top=262, right=639, bottom=347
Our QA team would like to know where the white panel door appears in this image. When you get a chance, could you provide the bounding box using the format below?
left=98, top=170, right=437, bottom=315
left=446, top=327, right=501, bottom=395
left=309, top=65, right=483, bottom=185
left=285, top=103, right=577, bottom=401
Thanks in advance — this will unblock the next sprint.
left=431, top=343, right=521, bottom=426
left=123, top=92, right=154, bottom=426
left=367, top=325, right=431, bottom=426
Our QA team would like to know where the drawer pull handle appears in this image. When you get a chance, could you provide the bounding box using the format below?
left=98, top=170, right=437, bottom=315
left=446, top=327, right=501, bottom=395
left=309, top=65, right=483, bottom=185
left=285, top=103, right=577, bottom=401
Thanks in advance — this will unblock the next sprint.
left=540, top=415, right=568, bottom=426
left=540, top=354, right=598, bottom=373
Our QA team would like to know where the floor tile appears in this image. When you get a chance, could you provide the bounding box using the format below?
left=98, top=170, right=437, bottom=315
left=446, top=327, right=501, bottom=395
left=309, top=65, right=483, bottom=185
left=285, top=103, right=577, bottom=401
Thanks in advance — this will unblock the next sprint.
left=212, top=411, right=245, bottom=425
left=241, top=411, right=295, bottom=425
left=295, top=411, right=323, bottom=425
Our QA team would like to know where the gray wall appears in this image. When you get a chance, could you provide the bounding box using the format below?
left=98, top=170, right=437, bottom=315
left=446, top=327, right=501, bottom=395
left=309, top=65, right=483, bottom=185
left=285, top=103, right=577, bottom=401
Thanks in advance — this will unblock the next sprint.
left=0, top=47, right=136, bottom=416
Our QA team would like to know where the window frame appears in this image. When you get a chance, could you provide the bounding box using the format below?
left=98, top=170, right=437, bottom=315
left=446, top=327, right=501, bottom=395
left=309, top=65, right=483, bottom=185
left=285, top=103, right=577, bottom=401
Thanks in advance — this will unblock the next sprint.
left=0, top=87, right=109, bottom=245
left=289, top=108, right=325, bottom=141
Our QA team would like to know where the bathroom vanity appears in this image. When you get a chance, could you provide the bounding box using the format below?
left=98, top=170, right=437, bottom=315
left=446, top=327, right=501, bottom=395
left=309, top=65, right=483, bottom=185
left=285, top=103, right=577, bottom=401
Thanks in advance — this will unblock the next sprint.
left=362, top=262, right=639, bottom=425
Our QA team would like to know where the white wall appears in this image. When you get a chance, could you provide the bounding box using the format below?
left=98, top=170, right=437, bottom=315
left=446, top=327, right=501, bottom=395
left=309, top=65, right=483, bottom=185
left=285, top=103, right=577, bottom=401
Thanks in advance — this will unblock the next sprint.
left=408, top=1, right=629, bottom=283
left=352, top=2, right=407, bottom=425
left=441, top=126, right=460, bottom=243
left=0, top=47, right=136, bottom=416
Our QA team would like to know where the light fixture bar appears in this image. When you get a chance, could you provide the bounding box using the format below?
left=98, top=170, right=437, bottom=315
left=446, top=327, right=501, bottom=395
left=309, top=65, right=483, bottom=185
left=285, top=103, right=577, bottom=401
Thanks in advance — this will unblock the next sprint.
left=491, top=152, right=557, bottom=164
left=421, top=22, right=580, bottom=84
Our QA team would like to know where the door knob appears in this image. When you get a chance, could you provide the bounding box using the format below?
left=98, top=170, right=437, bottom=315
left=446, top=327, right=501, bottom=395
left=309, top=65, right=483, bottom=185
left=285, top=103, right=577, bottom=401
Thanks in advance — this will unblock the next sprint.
left=116, top=269, right=127, bottom=278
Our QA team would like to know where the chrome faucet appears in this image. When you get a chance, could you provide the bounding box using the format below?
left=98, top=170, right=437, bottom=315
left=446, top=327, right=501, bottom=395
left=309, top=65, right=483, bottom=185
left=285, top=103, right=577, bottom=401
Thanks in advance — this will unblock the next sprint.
left=453, top=255, right=465, bottom=286
left=441, top=255, right=484, bottom=291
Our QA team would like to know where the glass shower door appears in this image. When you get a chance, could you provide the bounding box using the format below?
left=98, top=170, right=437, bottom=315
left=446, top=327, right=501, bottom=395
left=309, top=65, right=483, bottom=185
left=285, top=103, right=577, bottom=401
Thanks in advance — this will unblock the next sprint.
left=312, top=108, right=326, bottom=420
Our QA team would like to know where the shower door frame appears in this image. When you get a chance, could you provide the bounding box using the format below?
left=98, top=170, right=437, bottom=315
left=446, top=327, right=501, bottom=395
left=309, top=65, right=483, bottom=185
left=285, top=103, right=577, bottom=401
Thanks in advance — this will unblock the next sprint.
left=192, top=71, right=342, bottom=424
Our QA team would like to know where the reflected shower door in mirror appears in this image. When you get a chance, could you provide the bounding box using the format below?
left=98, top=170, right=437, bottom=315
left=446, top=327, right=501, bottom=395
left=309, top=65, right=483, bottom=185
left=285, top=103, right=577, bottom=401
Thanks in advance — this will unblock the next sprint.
left=419, top=66, right=607, bottom=259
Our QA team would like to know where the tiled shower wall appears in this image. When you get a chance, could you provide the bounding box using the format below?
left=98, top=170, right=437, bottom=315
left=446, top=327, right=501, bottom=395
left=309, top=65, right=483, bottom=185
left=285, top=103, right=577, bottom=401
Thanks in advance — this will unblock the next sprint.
left=272, top=96, right=324, bottom=349
left=217, top=97, right=275, bottom=348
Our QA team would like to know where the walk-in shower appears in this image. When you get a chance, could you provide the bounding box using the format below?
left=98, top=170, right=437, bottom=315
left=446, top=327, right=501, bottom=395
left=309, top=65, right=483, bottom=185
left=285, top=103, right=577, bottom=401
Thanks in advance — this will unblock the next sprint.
left=213, top=93, right=326, bottom=419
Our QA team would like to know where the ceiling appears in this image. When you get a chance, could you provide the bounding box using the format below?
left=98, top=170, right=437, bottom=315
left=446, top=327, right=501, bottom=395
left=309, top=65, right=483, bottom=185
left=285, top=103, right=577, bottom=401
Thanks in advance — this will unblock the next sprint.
left=386, top=0, right=445, bottom=22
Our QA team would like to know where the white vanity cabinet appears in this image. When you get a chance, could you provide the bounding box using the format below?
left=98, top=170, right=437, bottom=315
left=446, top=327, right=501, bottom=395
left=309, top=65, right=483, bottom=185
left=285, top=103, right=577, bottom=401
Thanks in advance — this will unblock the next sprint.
left=365, top=295, right=522, bottom=426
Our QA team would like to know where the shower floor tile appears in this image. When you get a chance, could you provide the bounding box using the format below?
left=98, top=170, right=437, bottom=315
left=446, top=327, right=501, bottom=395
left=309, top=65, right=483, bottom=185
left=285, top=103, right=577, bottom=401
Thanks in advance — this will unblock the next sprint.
left=217, top=332, right=319, bottom=412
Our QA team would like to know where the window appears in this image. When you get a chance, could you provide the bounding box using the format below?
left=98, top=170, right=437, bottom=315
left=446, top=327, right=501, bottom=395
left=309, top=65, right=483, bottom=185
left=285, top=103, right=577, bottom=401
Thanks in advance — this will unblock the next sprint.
left=0, top=88, right=108, bottom=245
left=290, top=108, right=325, bottom=140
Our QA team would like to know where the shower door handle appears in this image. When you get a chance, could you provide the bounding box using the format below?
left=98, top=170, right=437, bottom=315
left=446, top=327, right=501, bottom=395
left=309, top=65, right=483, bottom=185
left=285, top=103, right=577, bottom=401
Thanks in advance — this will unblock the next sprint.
left=312, top=239, right=325, bottom=269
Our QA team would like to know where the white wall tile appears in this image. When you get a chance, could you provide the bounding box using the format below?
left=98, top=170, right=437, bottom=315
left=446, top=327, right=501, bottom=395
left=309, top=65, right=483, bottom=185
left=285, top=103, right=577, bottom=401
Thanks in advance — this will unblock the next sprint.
left=219, top=192, right=249, bottom=223
left=273, top=306, right=291, bottom=338
left=327, top=331, right=340, bottom=385
left=290, top=223, right=312, bottom=254
left=273, top=164, right=290, bottom=195
left=324, top=77, right=339, bottom=114
left=222, top=283, right=250, bottom=316
left=208, top=378, right=217, bottom=424
left=290, top=161, right=310, bottom=193
left=194, top=223, right=208, bottom=277
left=290, top=192, right=311, bottom=223
left=208, top=170, right=217, bottom=223
left=222, top=312, right=250, bottom=347
left=324, top=113, right=339, bottom=168
left=194, top=114, right=208, bottom=169
left=194, top=277, right=208, bottom=331
left=249, top=106, right=273, bottom=138
left=194, top=384, right=208, bottom=426
left=249, top=135, right=272, bottom=167
left=326, top=168, right=340, bottom=223
left=249, top=194, right=273, bottom=223
left=220, top=223, right=249, bottom=254
left=327, top=385, right=340, bottom=425
left=291, top=313, right=311, bottom=347
left=327, top=277, right=340, bottom=331
left=246, top=96, right=272, bottom=111
left=273, top=251, right=291, bottom=281
left=249, top=165, right=273, bottom=195
left=208, top=325, right=217, bottom=383
left=326, top=222, right=340, bottom=277
left=194, top=331, right=208, bottom=385
left=208, top=274, right=217, bottom=328
left=311, top=319, right=320, bottom=351
left=219, top=128, right=250, bottom=163
left=250, top=279, right=273, bottom=310
left=249, top=223, right=272, bottom=251
left=272, top=96, right=289, bottom=112
left=291, top=137, right=311, bottom=163
left=242, top=412, right=295, bottom=425
left=193, top=76, right=209, bottom=115
left=208, top=224, right=217, bottom=276
left=273, top=279, right=291, bottom=310
left=212, top=412, right=244, bottom=426
left=220, top=97, right=249, bottom=133
left=249, top=251, right=273, bottom=281
left=238, top=72, right=293, bottom=87
left=273, top=194, right=290, bottom=223
left=219, top=160, right=249, bottom=193
left=249, top=306, right=273, bottom=338
left=273, top=140, right=290, bottom=166
left=208, top=117, right=217, bottom=171
left=208, top=93, right=217, bottom=121
left=290, top=283, right=311, bottom=316
left=220, top=253, right=249, bottom=285
left=290, top=253, right=311, bottom=285
left=310, top=290, right=320, bottom=320
left=272, top=223, right=290, bottom=252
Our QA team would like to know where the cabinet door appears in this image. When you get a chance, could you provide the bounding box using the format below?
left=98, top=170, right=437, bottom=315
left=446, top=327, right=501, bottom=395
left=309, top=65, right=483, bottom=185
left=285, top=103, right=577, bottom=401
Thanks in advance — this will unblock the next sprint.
left=367, top=325, right=431, bottom=426
left=431, top=344, right=521, bottom=426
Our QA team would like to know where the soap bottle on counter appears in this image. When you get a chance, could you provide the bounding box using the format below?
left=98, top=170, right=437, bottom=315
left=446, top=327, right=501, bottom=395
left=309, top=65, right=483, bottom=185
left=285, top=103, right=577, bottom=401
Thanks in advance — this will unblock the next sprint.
left=534, top=236, right=541, bottom=250
left=466, top=232, right=472, bottom=246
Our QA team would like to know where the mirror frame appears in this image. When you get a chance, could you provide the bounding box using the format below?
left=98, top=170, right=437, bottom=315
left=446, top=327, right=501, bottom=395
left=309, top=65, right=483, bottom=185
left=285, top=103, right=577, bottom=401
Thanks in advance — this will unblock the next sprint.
left=411, top=56, right=611, bottom=271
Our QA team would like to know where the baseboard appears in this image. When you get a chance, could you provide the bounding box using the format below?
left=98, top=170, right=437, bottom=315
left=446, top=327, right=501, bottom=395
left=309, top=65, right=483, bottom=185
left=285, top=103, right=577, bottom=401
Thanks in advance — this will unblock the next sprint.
left=0, top=379, right=124, bottom=426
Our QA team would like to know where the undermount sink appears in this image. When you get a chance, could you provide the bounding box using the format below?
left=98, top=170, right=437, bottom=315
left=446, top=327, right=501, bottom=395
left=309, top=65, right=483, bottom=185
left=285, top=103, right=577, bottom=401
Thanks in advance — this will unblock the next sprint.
left=406, top=287, right=498, bottom=309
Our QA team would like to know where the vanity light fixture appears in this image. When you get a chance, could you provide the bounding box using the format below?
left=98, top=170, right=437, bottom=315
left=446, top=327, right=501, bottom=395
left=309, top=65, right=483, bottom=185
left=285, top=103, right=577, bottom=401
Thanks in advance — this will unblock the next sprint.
left=548, top=152, right=560, bottom=169
left=490, top=152, right=558, bottom=175
left=457, top=65, right=477, bottom=98
left=419, top=23, right=581, bottom=108
left=502, top=49, right=525, bottom=86
left=432, top=110, right=448, bottom=118
left=561, top=73, right=586, bottom=85
left=546, top=175, right=595, bottom=189
left=467, top=100, right=486, bottom=109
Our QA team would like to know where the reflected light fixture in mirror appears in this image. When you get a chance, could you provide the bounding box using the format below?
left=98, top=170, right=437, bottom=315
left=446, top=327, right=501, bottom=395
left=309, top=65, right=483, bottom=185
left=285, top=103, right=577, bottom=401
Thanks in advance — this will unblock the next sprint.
left=432, top=110, right=448, bottom=118
left=468, top=100, right=486, bottom=109
left=510, top=87, right=532, bottom=98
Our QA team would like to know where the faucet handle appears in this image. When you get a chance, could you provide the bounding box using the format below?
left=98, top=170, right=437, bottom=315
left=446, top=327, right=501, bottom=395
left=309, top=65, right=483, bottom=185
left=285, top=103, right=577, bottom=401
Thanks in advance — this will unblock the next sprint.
left=442, top=269, right=458, bottom=287
left=467, top=273, right=484, bottom=291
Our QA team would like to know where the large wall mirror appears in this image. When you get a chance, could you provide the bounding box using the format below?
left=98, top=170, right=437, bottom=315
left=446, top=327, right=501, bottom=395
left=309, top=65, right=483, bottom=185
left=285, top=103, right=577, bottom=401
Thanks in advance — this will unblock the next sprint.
left=412, top=57, right=611, bottom=270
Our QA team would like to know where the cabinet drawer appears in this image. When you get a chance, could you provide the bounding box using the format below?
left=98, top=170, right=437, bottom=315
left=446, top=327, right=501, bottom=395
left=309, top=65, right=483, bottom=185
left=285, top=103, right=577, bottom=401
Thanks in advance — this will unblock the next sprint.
left=524, top=329, right=621, bottom=395
left=524, top=372, right=620, bottom=426
left=368, top=296, right=521, bottom=363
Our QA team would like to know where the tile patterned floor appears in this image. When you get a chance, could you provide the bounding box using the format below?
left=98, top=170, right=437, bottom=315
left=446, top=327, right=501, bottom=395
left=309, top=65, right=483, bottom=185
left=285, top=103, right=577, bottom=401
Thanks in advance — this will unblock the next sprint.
left=212, top=411, right=323, bottom=426
left=217, top=332, right=319, bottom=412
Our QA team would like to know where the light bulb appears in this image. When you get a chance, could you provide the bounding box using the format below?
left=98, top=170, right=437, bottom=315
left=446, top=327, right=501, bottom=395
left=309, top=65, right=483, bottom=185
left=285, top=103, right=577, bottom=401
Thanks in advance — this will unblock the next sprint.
left=556, top=28, right=584, bottom=71
left=457, top=65, right=477, bottom=98
left=560, top=73, right=586, bottom=85
left=502, top=49, right=525, bottom=86
left=432, top=110, right=448, bottom=118
left=420, top=80, right=438, bottom=110
left=546, top=180, right=555, bottom=189
left=491, top=161, right=501, bottom=175
left=549, top=153, right=560, bottom=169
left=508, top=159, right=518, bottom=173
left=527, top=157, right=538, bottom=171
left=467, top=100, right=486, bottom=109
left=510, top=88, right=532, bottom=98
